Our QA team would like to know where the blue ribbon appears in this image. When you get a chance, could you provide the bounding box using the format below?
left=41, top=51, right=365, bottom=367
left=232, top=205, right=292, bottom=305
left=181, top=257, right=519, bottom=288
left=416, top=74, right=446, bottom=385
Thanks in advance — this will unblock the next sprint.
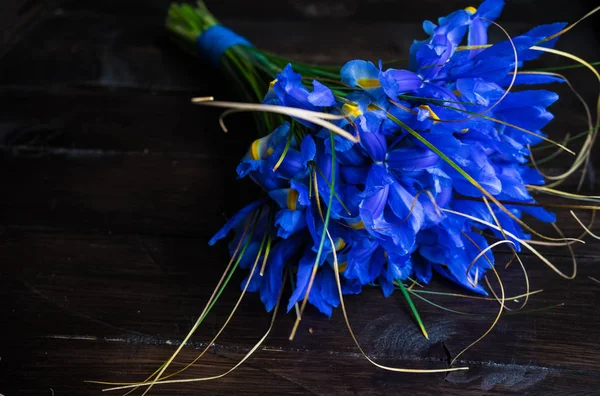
left=196, top=25, right=253, bottom=67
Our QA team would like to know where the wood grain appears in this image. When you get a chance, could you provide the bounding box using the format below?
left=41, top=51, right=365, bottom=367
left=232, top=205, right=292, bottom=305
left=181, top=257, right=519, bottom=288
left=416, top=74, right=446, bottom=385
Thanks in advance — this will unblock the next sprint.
left=2, top=231, right=600, bottom=395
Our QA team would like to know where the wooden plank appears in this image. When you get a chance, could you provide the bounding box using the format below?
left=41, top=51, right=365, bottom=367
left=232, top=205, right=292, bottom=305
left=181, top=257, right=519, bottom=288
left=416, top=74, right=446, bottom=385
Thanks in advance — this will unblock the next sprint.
left=0, top=13, right=419, bottom=88
left=0, top=153, right=264, bottom=236
left=1, top=230, right=600, bottom=394
left=56, top=0, right=596, bottom=24
left=2, top=340, right=599, bottom=395
left=0, top=88, right=253, bottom=154
left=0, top=147, right=598, bottom=239
left=2, top=10, right=597, bottom=90
left=1, top=230, right=599, bottom=366
left=0, top=0, right=52, bottom=50
left=0, top=12, right=210, bottom=89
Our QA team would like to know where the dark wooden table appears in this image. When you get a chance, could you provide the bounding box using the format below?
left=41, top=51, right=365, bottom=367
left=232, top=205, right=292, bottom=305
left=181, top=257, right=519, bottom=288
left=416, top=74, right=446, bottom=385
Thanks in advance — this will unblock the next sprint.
left=1, top=1, right=600, bottom=395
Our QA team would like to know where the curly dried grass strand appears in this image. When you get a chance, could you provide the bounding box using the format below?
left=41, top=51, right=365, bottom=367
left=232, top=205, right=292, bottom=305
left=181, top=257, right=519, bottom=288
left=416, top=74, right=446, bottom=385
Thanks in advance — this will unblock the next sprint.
left=529, top=47, right=600, bottom=190
left=523, top=71, right=595, bottom=184
left=325, top=228, right=469, bottom=373
left=449, top=233, right=506, bottom=365
left=89, top=212, right=259, bottom=391
left=481, top=197, right=531, bottom=311
left=138, top=210, right=260, bottom=395
left=571, top=210, right=600, bottom=240
left=442, top=208, right=578, bottom=280
left=154, top=217, right=273, bottom=383
left=102, top=271, right=288, bottom=392
left=192, top=98, right=359, bottom=143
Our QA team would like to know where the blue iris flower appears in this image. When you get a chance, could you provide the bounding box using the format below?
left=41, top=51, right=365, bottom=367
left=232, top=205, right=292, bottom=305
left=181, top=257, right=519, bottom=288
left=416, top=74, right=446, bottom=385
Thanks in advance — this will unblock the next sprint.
left=209, top=198, right=267, bottom=246
left=379, top=68, right=424, bottom=100
left=341, top=60, right=384, bottom=97
left=268, top=188, right=307, bottom=239
left=410, top=0, right=504, bottom=77
left=272, top=64, right=317, bottom=111
left=211, top=0, right=567, bottom=312
left=287, top=249, right=340, bottom=316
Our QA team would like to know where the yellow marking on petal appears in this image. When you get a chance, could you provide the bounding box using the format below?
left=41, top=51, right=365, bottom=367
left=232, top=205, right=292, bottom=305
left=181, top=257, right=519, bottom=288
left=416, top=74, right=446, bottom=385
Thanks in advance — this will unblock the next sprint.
left=459, top=128, right=469, bottom=133
left=342, top=103, right=362, bottom=118
left=356, top=78, right=381, bottom=89
left=418, top=105, right=440, bottom=123
left=266, top=147, right=274, bottom=156
left=465, top=6, right=477, bottom=14
left=348, top=219, right=365, bottom=230
left=335, top=238, right=346, bottom=251
left=287, top=189, right=298, bottom=211
left=337, top=261, right=348, bottom=273
left=250, top=139, right=261, bottom=160
left=269, top=79, right=278, bottom=88
left=453, top=90, right=462, bottom=97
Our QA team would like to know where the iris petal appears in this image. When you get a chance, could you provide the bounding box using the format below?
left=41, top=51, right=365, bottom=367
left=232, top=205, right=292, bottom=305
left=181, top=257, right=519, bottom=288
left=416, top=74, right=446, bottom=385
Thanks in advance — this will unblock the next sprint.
left=380, top=69, right=423, bottom=99
left=209, top=199, right=266, bottom=245
left=386, top=147, right=439, bottom=171
left=308, top=80, right=336, bottom=107
left=341, top=60, right=380, bottom=89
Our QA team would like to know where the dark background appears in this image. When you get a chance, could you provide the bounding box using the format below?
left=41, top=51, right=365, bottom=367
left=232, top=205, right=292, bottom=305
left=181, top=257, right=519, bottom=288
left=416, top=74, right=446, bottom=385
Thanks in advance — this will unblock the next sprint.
left=1, top=0, right=600, bottom=395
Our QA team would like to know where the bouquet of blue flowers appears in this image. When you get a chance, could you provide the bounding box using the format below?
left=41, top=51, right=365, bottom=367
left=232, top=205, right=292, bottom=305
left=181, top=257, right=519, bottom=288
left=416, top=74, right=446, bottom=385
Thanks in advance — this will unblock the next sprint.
left=101, top=0, right=600, bottom=393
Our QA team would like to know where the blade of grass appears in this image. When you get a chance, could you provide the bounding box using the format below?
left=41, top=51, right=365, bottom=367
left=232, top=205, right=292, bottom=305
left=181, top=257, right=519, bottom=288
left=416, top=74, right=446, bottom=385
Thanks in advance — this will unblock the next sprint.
left=529, top=61, right=600, bottom=73
left=397, top=280, right=429, bottom=340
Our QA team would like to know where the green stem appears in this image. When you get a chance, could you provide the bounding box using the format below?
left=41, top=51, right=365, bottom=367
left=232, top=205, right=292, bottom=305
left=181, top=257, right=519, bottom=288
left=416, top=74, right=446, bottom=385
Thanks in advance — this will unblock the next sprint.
left=312, top=133, right=337, bottom=273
